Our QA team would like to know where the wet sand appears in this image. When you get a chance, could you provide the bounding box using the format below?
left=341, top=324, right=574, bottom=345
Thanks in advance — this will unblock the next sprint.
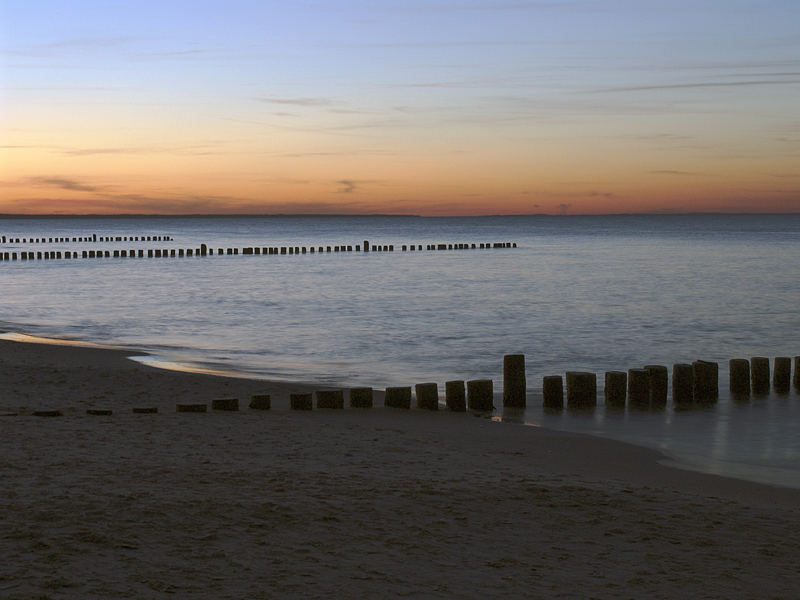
left=1, top=339, right=798, bottom=599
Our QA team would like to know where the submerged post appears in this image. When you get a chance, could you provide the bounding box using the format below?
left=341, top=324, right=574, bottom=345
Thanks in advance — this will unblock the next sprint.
left=645, top=365, right=668, bottom=408
left=750, top=357, right=770, bottom=394
left=729, top=359, right=751, bottom=396
left=502, top=354, right=526, bottom=407
left=773, top=357, right=791, bottom=393
left=627, top=369, right=650, bottom=408
left=604, top=371, right=627, bottom=409
left=566, top=372, right=596, bottom=409
left=542, top=375, right=564, bottom=410
left=692, top=360, right=719, bottom=403
left=672, top=363, right=694, bottom=407
left=445, top=380, right=466, bottom=412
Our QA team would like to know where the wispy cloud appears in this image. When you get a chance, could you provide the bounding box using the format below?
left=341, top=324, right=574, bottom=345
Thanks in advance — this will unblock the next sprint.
left=28, top=176, right=98, bottom=192
left=337, top=180, right=358, bottom=194
left=592, top=79, right=800, bottom=93
left=257, top=97, right=335, bottom=107
left=649, top=170, right=697, bottom=176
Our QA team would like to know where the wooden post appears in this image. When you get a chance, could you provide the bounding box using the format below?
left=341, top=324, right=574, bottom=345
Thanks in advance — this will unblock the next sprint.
left=645, top=365, right=668, bottom=408
left=566, top=372, right=596, bottom=409
left=86, top=409, right=112, bottom=416
left=750, top=357, right=770, bottom=394
left=176, top=403, right=207, bottom=413
left=794, top=356, right=800, bottom=391
left=315, top=390, right=344, bottom=409
left=350, top=387, right=373, bottom=408
left=604, top=371, right=627, bottom=408
left=502, top=354, right=526, bottom=407
left=773, top=357, right=791, bottom=393
left=445, top=380, right=466, bottom=412
left=385, top=386, right=411, bottom=409
left=542, top=375, right=564, bottom=410
left=415, top=382, right=439, bottom=410
left=290, top=393, right=312, bottom=410
left=363, top=240, right=370, bottom=252
left=693, top=360, right=719, bottom=403
left=249, top=394, right=271, bottom=410
left=672, top=363, right=693, bottom=406
left=627, top=369, right=650, bottom=408
left=729, top=359, right=751, bottom=396
left=212, top=398, right=239, bottom=411
left=467, top=379, right=494, bottom=411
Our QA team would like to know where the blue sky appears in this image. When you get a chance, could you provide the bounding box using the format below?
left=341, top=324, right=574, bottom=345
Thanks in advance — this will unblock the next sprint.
left=2, top=0, right=799, bottom=214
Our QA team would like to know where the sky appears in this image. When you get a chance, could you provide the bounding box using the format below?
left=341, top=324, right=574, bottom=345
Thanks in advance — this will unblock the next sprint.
left=1, top=0, right=799, bottom=215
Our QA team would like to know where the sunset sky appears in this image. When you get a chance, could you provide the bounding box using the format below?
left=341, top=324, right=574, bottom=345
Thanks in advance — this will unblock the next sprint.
left=1, top=1, right=799, bottom=215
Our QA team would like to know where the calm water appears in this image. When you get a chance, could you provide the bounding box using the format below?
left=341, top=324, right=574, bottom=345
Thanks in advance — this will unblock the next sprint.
left=1, top=214, right=799, bottom=487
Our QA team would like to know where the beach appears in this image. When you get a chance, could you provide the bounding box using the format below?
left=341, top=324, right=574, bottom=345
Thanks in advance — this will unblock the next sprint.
left=1, top=338, right=798, bottom=599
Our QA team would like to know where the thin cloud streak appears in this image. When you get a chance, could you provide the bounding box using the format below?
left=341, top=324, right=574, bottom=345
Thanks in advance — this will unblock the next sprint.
left=28, top=177, right=98, bottom=192
left=592, top=79, right=800, bottom=93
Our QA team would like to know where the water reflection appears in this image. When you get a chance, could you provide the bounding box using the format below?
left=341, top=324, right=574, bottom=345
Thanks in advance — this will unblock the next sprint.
left=519, top=389, right=800, bottom=489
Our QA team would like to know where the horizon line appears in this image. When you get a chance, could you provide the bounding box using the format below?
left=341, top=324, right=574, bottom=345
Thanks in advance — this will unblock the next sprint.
left=1, top=211, right=800, bottom=219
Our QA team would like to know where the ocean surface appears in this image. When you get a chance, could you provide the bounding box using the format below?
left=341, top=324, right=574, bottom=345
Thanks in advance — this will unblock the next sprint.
left=1, top=214, right=799, bottom=488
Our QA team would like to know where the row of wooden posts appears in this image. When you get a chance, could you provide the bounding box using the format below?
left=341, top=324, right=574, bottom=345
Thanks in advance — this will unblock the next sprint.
left=26, top=354, right=799, bottom=418
left=1, top=234, right=171, bottom=244
left=542, top=355, right=800, bottom=410
left=0, top=240, right=516, bottom=262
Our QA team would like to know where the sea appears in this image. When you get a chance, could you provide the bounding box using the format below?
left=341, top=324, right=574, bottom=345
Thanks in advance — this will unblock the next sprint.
left=1, top=214, right=798, bottom=488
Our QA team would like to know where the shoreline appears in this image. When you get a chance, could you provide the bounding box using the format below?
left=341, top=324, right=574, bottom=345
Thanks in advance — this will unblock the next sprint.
left=2, top=337, right=799, bottom=597
left=1, top=333, right=798, bottom=492
left=1, top=335, right=797, bottom=503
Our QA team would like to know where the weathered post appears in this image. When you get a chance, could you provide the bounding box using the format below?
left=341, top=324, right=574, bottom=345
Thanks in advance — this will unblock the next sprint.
left=693, top=360, right=719, bottom=403
left=176, top=403, right=207, bottom=413
left=363, top=240, right=370, bottom=252
left=566, top=372, right=596, bottom=409
left=445, top=380, right=466, bottom=412
left=212, top=398, right=239, bottom=411
left=645, top=365, right=668, bottom=408
left=627, top=369, right=650, bottom=408
left=604, top=371, right=627, bottom=408
left=315, top=390, right=344, bottom=409
left=249, top=394, right=271, bottom=410
left=794, top=356, right=800, bottom=391
left=385, top=386, right=411, bottom=409
left=502, top=354, right=526, bottom=407
left=542, top=375, right=564, bottom=410
left=467, top=379, right=494, bottom=411
left=415, top=383, right=439, bottom=410
left=672, top=363, right=693, bottom=407
left=350, top=387, right=373, bottom=408
left=290, top=393, right=312, bottom=410
left=729, top=359, right=751, bottom=396
left=750, top=357, right=770, bottom=394
left=773, top=357, right=791, bottom=393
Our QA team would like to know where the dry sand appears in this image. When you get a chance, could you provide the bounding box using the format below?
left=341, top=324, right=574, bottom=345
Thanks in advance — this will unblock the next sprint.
left=1, top=338, right=798, bottom=599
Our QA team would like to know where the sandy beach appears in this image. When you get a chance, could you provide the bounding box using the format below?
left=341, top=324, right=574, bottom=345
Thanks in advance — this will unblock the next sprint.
left=1, top=338, right=798, bottom=599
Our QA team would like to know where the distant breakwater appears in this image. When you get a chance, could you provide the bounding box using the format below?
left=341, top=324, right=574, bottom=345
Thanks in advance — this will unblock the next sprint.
left=0, top=237, right=516, bottom=263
